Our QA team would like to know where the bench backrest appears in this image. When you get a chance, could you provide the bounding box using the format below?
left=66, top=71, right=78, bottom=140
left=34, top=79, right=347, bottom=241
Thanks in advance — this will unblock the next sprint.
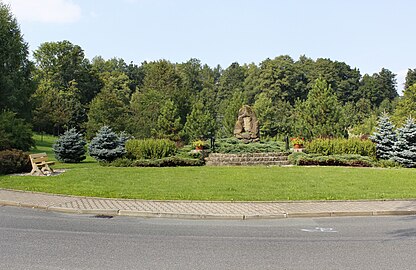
left=29, top=153, right=49, bottom=164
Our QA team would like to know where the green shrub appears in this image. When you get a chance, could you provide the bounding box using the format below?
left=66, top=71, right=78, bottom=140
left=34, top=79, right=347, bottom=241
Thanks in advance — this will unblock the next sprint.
left=374, top=159, right=403, bottom=168
left=0, top=149, right=31, bottom=174
left=0, top=111, right=34, bottom=151
left=102, top=157, right=203, bottom=167
left=289, top=152, right=374, bottom=167
left=174, top=144, right=206, bottom=160
left=101, top=158, right=134, bottom=167
left=214, top=138, right=284, bottom=154
left=126, top=139, right=177, bottom=160
left=305, top=138, right=376, bottom=158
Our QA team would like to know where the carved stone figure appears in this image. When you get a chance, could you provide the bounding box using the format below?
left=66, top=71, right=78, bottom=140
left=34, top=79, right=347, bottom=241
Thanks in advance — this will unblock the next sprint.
left=233, top=105, right=260, bottom=143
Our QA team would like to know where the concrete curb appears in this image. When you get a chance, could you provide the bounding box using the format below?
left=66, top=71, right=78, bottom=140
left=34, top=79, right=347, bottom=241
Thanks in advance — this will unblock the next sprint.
left=2, top=188, right=416, bottom=220
left=3, top=201, right=416, bottom=220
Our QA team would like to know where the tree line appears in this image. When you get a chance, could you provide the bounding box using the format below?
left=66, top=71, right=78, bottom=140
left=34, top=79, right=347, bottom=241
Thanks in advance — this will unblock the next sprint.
left=2, top=2, right=416, bottom=147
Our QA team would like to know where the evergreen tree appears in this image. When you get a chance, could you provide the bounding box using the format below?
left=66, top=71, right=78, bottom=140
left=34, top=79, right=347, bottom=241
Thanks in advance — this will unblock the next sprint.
left=89, top=126, right=126, bottom=162
left=294, top=77, right=346, bottom=139
left=391, top=117, right=416, bottom=168
left=184, top=100, right=216, bottom=141
left=405, top=68, right=416, bottom=90
left=152, top=99, right=183, bottom=141
left=0, top=111, right=34, bottom=151
left=0, top=3, right=35, bottom=120
left=217, top=91, right=245, bottom=138
left=129, top=88, right=164, bottom=138
left=370, top=113, right=396, bottom=160
left=253, top=92, right=293, bottom=138
left=392, top=83, right=416, bottom=125
left=53, top=128, right=86, bottom=163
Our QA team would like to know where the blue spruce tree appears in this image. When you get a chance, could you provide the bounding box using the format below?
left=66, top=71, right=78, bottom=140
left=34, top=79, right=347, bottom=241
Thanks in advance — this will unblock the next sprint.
left=392, top=117, right=416, bottom=168
left=53, top=128, right=86, bottom=163
left=89, top=126, right=126, bottom=162
left=370, top=113, right=396, bottom=160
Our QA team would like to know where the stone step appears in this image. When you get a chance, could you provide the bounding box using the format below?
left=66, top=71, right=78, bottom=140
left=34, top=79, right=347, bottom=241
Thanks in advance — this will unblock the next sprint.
left=208, top=152, right=288, bottom=158
left=207, top=157, right=289, bottom=162
left=206, top=160, right=291, bottom=166
left=205, top=152, right=290, bottom=166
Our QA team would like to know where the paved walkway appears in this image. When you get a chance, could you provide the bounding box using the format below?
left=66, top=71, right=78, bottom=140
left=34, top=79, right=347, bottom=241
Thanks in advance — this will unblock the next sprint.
left=1, top=188, right=416, bottom=219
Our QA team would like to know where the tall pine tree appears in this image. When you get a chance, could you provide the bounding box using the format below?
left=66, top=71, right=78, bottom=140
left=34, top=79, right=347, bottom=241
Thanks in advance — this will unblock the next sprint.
left=152, top=99, right=183, bottom=141
left=294, top=77, right=346, bottom=139
left=184, top=100, right=216, bottom=141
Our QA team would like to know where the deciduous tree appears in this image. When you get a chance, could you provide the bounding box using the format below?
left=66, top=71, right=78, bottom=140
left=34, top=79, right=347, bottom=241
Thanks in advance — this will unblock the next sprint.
left=86, top=73, right=131, bottom=139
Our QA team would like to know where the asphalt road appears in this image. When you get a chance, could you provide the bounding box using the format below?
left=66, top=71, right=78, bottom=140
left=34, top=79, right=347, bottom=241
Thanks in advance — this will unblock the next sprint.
left=1, top=206, right=416, bottom=270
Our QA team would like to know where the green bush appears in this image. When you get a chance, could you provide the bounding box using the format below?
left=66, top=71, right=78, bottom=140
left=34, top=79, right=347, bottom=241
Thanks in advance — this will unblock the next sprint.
left=374, top=159, right=403, bottom=168
left=126, top=139, right=177, bottom=160
left=0, top=149, right=31, bottom=174
left=103, top=157, right=204, bottom=167
left=289, top=152, right=374, bottom=167
left=214, top=138, right=284, bottom=154
left=0, top=111, right=34, bottom=151
left=305, top=138, right=376, bottom=158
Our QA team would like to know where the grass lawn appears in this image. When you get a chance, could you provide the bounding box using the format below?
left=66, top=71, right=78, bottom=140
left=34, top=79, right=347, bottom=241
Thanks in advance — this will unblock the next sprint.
left=0, top=134, right=415, bottom=201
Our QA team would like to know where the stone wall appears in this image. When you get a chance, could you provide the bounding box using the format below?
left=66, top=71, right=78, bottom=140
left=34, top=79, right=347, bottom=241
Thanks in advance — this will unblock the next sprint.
left=205, top=152, right=290, bottom=166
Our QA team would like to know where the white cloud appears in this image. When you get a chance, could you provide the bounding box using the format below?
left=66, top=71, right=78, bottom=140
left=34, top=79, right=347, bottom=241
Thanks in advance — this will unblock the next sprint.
left=5, top=0, right=81, bottom=23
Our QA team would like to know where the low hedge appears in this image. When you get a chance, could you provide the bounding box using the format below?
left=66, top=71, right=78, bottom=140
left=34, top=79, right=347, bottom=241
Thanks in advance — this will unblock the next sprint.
left=0, top=149, right=31, bottom=174
left=214, top=138, right=284, bottom=154
left=126, top=139, right=176, bottom=160
left=288, top=152, right=375, bottom=167
left=103, top=157, right=204, bottom=167
left=305, top=138, right=376, bottom=158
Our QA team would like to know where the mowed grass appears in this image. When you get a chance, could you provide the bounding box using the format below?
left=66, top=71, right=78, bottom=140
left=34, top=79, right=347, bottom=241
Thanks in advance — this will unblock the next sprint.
left=1, top=165, right=416, bottom=201
left=0, top=134, right=415, bottom=201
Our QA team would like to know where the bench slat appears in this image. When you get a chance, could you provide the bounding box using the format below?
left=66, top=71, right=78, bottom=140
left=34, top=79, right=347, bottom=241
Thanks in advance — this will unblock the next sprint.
left=29, top=153, right=48, bottom=158
left=32, top=157, right=49, bottom=163
left=29, top=153, right=54, bottom=175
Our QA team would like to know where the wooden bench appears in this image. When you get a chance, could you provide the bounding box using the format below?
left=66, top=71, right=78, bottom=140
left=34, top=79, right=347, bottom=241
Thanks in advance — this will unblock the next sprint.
left=29, top=153, right=55, bottom=175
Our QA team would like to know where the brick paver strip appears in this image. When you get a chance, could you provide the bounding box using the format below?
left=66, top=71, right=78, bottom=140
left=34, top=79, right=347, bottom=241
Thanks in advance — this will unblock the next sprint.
left=0, top=189, right=77, bottom=208
left=1, top=189, right=416, bottom=219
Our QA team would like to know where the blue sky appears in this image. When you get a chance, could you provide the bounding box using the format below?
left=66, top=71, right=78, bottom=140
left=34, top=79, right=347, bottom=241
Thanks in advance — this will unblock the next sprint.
left=6, top=0, right=416, bottom=93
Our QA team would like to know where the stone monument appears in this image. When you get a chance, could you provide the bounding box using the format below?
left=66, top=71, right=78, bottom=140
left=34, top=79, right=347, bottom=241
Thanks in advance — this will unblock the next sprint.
left=233, top=105, right=260, bottom=143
